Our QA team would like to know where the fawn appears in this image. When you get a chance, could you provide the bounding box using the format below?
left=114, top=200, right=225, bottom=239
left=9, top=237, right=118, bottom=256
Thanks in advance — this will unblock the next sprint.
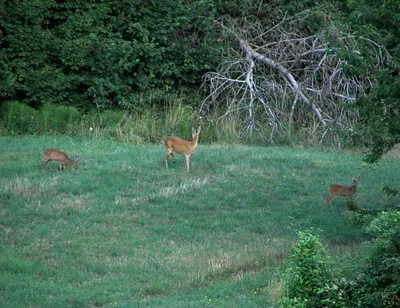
left=326, top=176, right=360, bottom=207
left=40, top=148, right=78, bottom=172
left=164, top=127, right=201, bottom=173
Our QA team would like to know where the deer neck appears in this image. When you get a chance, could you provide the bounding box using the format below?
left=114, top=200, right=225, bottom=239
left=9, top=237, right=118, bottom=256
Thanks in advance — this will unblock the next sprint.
left=192, top=134, right=199, bottom=146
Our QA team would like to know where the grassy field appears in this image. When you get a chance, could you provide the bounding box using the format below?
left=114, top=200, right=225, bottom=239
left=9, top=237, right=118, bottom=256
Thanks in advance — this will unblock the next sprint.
left=1, top=136, right=399, bottom=307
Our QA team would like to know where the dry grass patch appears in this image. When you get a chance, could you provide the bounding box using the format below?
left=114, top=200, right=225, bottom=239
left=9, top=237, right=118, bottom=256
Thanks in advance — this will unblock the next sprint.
left=2, top=176, right=59, bottom=198
left=162, top=237, right=290, bottom=288
left=56, top=194, right=92, bottom=212
left=114, top=176, right=210, bottom=206
left=267, top=278, right=285, bottom=304
left=156, top=177, right=210, bottom=198
left=115, top=195, right=147, bottom=206
left=383, top=144, right=400, bottom=159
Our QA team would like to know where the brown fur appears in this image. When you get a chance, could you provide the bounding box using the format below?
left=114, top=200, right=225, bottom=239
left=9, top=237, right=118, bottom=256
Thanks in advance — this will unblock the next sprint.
left=326, top=177, right=360, bottom=207
left=40, top=148, right=78, bottom=172
left=164, top=127, right=201, bottom=173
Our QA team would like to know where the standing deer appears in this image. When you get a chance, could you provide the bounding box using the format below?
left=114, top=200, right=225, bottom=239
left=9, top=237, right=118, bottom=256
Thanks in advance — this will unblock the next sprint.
left=326, top=176, right=360, bottom=207
left=164, top=127, right=201, bottom=173
left=40, top=148, right=78, bottom=172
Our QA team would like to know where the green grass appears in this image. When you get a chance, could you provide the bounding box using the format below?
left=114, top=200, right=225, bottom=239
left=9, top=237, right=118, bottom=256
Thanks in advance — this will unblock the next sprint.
left=1, top=136, right=399, bottom=307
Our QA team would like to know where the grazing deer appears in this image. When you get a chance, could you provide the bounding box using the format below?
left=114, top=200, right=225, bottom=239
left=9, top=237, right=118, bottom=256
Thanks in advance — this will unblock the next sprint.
left=326, top=177, right=360, bottom=207
left=40, top=148, right=78, bottom=172
left=164, top=127, right=201, bottom=173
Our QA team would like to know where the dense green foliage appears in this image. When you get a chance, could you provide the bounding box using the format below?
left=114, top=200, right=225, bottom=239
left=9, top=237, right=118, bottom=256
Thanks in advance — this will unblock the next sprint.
left=282, top=210, right=400, bottom=307
left=0, top=0, right=223, bottom=110
left=347, top=0, right=400, bottom=161
left=0, top=0, right=292, bottom=111
left=357, top=211, right=400, bottom=307
left=281, top=231, right=332, bottom=307
left=2, top=101, right=84, bottom=135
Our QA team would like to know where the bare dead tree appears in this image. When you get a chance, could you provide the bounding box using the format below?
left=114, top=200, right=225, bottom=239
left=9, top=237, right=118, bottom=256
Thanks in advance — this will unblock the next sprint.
left=200, top=13, right=388, bottom=145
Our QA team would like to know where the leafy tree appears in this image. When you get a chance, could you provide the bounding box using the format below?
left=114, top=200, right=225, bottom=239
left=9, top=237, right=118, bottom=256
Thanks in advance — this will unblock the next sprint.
left=354, top=211, right=400, bottom=307
left=0, top=0, right=222, bottom=110
left=346, top=0, right=400, bottom=162
left=278, top=0, right=399, bottom=158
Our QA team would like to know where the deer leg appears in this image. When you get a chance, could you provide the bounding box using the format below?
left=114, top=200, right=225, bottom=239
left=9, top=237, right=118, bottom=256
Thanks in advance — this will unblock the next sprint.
left=184, top=155, right=190, bottom=173
left=165, top=149, right=172, bottom=167
left=326, top=195, right=333, bottom=207
left=170, top=153, right=176, bottom=163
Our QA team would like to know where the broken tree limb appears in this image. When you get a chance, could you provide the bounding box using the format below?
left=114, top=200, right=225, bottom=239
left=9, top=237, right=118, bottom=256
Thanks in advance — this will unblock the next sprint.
left=239, top=39, right=328, bottom=134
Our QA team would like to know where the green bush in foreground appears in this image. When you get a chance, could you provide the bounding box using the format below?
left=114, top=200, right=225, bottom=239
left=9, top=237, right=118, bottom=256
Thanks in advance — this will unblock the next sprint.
left=280, top=231, right=334, bottom=308
left=281, top=210, right=400, bottom=308
left=355, top=211, right=400, bottom=307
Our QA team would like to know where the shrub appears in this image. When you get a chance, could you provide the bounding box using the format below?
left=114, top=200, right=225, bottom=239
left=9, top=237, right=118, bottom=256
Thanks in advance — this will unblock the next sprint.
left=40, top=103, right=81, bottom=135
left=1, top=101, right=40, bottom=135
left=281, top=231, right=331, bottom=307
left=280, top=212, right=400, bottom=308
left=354, top=211, right=400, bottom=307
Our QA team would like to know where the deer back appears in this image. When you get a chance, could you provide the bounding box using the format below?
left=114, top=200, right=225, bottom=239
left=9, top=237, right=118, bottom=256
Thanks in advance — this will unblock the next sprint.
left=329, top=177, right=360, bottom=197
left=165, top=127, right=201, bottom=155
left=44, top=148, right=78, bottom=168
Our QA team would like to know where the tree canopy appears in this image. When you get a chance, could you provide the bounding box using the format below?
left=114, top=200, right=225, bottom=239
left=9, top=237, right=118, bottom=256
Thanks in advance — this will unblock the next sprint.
left=0, top=0, right=224, bottom=110
left=348, top=0, right=400, bottom=161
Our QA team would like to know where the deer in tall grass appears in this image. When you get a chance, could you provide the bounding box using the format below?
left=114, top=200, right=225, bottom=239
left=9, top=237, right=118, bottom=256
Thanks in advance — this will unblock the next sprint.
left=326, top=177, right=360, bottom=207
left=164, top=127, right=201, bottom=173
left=40, top=148, right=78, bottom=172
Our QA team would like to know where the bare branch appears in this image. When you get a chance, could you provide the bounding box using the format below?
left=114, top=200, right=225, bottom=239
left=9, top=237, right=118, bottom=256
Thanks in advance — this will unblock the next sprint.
left=240, top=39, right=327, bottom=132
left=200, top=13, right=387, bottom=145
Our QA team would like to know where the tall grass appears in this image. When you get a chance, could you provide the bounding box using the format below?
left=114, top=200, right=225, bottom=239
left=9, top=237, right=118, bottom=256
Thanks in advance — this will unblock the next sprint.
left=116, top=96, right=197, bottom=143
left=1, top=97, right=346, bottom=147
left=1, top=136, right=399, bottom=306
left=0, top=101, right=126, bottom=139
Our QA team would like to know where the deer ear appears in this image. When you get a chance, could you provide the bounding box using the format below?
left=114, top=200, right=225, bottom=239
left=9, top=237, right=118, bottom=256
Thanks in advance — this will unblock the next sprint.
left=75, top=157, right=79, bottom=162
left=197, top=127, right=201, bottom=133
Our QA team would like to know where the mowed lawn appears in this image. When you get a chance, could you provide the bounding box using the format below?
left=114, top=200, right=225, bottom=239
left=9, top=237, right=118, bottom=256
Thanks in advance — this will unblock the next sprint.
left=1, top=136, right=399, bottom=307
